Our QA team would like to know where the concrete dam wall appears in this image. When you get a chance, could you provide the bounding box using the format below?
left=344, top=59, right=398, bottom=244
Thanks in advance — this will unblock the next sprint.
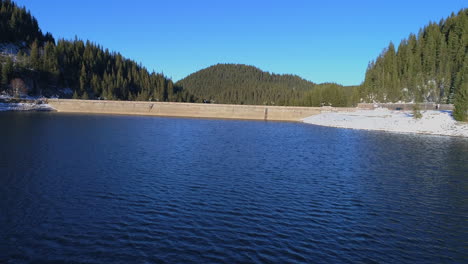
left=47, top=99, right=344, bottom=122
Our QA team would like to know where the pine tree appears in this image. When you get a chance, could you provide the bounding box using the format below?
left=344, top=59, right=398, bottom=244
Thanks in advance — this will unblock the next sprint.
left=167, top=80, right=174, bottom=101
left=102, top=87, right=108, bottom=100
left=91, top=74, right=101, bottom=96
left=413, top=103, right=423, bottom=119
left=2, top=57, right=13, bottom=90
left=30, top=39, right=40, bottom=69
left=81, top=91, right=89, bottom=100
left=42, top=41, right=58, bottom=71
left=453, top=79, right=467, bottom=121
left=453, top=56, right=467, bottom=121
left=79, top=64, right=87, bottom=93
left=385, top=42, right=400, bottom=102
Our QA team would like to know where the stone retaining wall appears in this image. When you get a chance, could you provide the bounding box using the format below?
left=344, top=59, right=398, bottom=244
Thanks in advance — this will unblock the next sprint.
left=47, top=99, right=340, bottom=122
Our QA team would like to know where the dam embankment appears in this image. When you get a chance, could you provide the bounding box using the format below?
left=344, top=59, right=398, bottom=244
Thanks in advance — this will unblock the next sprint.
left=47, top=99, right=354, bottom=121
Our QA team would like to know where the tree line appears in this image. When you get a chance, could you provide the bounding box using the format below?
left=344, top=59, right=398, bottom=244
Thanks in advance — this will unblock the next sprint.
left=360, top=9, right=467, bottom=120
left=0, top=0, right=191, bottom=102
left=300, top=84, right=359, bottom=107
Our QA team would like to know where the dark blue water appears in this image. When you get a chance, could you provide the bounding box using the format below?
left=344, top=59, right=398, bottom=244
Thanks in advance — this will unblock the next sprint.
left=0, top=112, right=467, bottom=263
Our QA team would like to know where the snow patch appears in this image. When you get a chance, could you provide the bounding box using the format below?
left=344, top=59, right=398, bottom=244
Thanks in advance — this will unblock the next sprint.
left=302, top=108, right=468, bottom=137
left=0, top=103, right=54, bottom=112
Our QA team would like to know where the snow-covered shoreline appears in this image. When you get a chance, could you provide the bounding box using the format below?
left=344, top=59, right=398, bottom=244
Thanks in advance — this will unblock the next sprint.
left=0, top=102, right=54, bottom=112
left=0, top=94, right=55, bottom=112
left=302, top=108, right=468, bottom=138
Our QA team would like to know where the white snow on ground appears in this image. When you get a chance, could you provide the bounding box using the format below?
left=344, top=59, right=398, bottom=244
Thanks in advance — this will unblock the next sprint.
left=302, top=108, right=468, bottom=137
left=0, top=94, right=54, bottom=111
left=0, top=102, right=54, bottom=112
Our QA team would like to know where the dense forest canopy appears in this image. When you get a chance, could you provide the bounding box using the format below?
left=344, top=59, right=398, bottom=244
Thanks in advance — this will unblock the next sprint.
left=176, top=64, right=359, bottom=107
left=177, top=64, right=315, bottom=105
left=0, top=0, right=466, bottom=119
left=360, top=9, right=467, bottom=105
left=0, top=0, right=53, bottom=45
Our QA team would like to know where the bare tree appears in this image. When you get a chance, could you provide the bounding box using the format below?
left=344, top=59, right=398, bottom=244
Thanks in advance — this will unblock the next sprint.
left=10, top=78, right=28, bottom=97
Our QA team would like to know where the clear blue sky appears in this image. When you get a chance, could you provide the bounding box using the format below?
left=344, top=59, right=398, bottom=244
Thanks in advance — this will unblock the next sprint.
left=13, top=0, right=467, bottom=85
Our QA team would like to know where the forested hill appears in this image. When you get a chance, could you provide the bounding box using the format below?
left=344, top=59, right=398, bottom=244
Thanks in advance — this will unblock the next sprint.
left=176, top=64, right=360, bottom=107
left=0, top=0, right=191, bottom=102
left=176, top=64, right=317, bottom=105
left=360, top=8, right=467, bottom=119
left=0, top=0, right=54, bottom=45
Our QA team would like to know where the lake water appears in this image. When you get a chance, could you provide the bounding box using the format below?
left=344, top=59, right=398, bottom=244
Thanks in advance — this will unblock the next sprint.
left=0, top=112, right=467, bottom=263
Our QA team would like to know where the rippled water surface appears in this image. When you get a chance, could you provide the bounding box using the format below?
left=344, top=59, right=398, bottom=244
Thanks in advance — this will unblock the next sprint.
left=0, top=112, right=467, bottom=263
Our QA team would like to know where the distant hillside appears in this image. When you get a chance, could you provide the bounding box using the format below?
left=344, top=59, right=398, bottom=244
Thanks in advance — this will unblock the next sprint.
left=177, top=64, right=318, bottom=105
left=177, top=64, right=360, bottom=107
left=0, top=0, right=191, bottom=102
left=360, top=8, right=467, bottom=115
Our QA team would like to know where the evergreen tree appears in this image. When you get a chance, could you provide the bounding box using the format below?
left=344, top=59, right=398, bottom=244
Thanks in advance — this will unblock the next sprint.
left=453, top=55, right=467, bottom=121
left=413, top=104, right=423, bottom=119
left=101, top=87, right=108, bottom=100
left=30, top=39, right=40, bottom=69
left=453, top=77, right=467, bottom=121
left=167, top=80, right=174, bottom=101
left=81, top=91, right=89, bottom=100
left=2, top=57, right=13, bottom=89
